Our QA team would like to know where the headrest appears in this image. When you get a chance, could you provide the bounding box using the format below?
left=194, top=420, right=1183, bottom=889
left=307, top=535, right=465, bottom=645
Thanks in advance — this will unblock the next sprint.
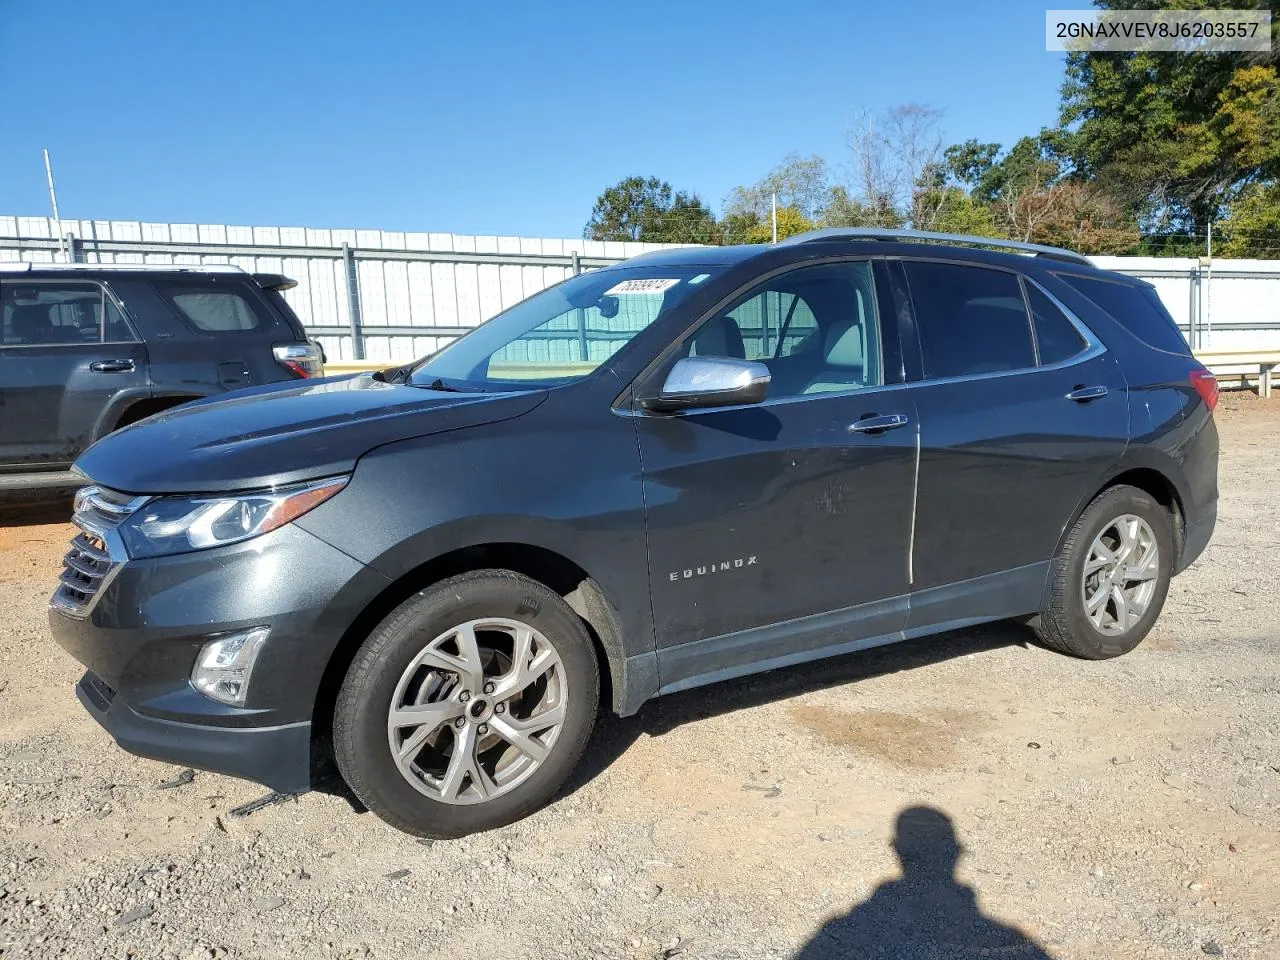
left=823, top=319, right=864, bottom=368
left=692, top=315, right=745, bottom=360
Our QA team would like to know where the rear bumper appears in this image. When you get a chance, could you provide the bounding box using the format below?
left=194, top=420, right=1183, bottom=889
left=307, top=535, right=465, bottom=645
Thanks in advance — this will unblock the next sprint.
left=1178, top=499, right=1216, bottom=573
left=76, top=671, right=312, bottom=794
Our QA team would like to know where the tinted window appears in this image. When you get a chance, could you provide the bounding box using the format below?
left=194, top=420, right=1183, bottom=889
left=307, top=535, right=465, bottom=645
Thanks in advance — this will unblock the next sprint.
left=155, top=281, right=269, bottom=332
left=684, top=260, right=881, bottom=399
left=904, top=262, right=1035, bottom=378
left=1, top=282, right=131, bottom=345
left=1059, top=275, right=1190, bottom=357
left=1025, top=283, right=1088, bottom=364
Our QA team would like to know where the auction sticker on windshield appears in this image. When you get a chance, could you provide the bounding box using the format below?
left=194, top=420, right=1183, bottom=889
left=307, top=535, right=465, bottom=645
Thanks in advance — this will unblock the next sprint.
left=604, top=278, right=681, bottom=295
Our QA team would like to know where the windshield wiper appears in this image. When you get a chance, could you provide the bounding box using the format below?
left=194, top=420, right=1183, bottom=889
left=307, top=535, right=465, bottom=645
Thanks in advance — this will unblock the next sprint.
left=424, top=377, right=466, bottom=393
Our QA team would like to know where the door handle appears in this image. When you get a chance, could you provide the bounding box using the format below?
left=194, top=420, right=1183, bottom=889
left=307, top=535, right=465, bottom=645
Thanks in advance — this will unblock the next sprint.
left=1065, top=385, right=1108, bottom=403
left=89, top=360, right=136, bottom=373
left=848, top=413, right=911, bottom=434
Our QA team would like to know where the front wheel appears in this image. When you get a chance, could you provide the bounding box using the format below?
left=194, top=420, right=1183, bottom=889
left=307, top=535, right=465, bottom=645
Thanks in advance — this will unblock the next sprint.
left=333, top=570, right=600, bottom=838
left=1033, top=485, right=1174, bottom=659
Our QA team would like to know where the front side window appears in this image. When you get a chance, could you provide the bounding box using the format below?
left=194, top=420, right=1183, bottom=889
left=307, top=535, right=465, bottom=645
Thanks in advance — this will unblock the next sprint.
left=681, top=260, right=882, bottom=399
left=0, top=282, right=131, bottom=345
left=904, top=262, right=1035, bottom=379
left=411, top=266, right=722, bottom=389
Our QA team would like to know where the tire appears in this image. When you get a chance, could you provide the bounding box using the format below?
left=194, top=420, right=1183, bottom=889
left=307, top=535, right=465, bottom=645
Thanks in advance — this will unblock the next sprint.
left=333, top=570, right=600, bottom=838
left=1033, top=485, right=1174, bottom=659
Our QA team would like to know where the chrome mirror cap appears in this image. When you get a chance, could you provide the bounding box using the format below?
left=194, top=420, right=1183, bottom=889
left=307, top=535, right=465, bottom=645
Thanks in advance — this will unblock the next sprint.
left=640, top=357, right=771, bottom=412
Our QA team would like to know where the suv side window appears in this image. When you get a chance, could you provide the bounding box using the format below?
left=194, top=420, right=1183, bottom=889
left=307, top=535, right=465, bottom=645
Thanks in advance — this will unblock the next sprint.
left=903, top=261, right=1035, bottom=379
left=1058, top=274, right=1190, bottom=357
left=1, top=282, right=132, bottom=346
left=1025, top=282, right=1088, bottom=365
left=683, top=260, right=882, bottom=399
left=153, top=280, right=269, bottom=332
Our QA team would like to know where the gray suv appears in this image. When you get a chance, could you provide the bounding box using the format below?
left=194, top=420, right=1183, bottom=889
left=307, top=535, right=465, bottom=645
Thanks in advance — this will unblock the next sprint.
left=0, top=262, right=323, bottom=490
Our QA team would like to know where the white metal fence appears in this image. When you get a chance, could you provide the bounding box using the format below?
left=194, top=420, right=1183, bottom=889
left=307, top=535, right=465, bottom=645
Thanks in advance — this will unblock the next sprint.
left=3, top=215, right=1278, bottom=362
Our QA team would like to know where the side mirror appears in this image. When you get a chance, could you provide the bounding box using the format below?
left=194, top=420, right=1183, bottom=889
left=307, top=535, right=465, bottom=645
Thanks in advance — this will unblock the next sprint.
left=638, top=356, right=771, bottom=413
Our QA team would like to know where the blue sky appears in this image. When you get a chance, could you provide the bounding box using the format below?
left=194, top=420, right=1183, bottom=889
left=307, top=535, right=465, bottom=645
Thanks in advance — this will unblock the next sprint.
left=0, top=0, right=1068, bottom=238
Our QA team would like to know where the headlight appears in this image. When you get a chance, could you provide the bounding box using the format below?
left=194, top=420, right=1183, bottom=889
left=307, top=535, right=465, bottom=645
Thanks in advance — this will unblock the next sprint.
left=119, top=476, right=348, bottom=558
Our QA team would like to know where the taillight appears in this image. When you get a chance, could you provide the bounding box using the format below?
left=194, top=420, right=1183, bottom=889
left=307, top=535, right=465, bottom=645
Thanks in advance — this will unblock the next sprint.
left=1190, top=368, right=1219, bottom=412
left=273, top=343, right=324, bottom=379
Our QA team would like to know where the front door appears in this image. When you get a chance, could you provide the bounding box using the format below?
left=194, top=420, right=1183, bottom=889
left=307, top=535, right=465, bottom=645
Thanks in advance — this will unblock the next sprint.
left=634, top=259, right=918, bottom=692
left=0, top=279, right=149, bottom=469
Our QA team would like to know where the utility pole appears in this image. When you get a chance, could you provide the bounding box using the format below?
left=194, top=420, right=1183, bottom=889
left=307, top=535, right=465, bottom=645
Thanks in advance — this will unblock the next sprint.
left=1203, top=221, right=1214, bottom=348
left=43, top=149, right=67, bottom=262
left=771, top=192, right=778, bottom=243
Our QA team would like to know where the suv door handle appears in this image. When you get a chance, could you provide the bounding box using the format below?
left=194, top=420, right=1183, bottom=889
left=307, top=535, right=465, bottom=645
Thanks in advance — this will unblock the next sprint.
left=1065, top=385, right=1108, bottom=402
left=89, top=359, right=136, bottom=373
left=848, top=413, right=911, bottom=434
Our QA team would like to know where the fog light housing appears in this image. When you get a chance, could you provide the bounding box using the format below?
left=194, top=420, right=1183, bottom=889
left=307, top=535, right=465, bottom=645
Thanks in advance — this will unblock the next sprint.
left=191, top=627, right=270, bottom=706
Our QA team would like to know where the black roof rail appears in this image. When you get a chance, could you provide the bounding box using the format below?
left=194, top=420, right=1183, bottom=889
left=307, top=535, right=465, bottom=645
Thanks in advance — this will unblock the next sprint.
left=775, top=227, right=1094, bottom=267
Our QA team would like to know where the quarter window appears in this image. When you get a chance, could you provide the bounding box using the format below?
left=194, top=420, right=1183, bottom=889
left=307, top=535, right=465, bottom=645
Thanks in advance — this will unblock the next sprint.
left=154, top=281, right=268, bottom=332
left=1058, top=274, right=1190, bottom=357
left=682, top=261, right=882, bottom=399
left=904, top=262, right=1035, bottom=379
left=0, top=282, right=132, bottom=345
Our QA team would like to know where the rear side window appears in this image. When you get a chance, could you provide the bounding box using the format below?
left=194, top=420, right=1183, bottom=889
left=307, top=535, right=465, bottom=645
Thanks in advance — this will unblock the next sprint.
left=1025, top=283, right=1088, bottom=365
left=904, top=262, right=1035, bottom=379
left=154, top=281, right=270, bottom=332
left=1059, top=275, right=1190, bottom=357
left=1, top=281, right=133, bottom=345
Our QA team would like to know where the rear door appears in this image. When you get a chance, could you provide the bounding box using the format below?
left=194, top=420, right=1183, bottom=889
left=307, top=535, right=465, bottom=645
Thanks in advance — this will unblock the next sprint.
left=139, top=275, right=300, bottom=396
left=0, top=279, right=149, bottom=468
left=897, top=259, right=1129, bottom=627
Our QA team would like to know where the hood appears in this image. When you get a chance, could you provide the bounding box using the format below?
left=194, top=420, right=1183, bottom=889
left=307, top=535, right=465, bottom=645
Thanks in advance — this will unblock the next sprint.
left=75, top=374, right=546, bottom=494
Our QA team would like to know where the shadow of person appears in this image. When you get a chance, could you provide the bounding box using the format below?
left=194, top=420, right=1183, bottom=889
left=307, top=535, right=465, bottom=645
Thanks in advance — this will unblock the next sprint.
left=794, top=807, right=1053, bottom=960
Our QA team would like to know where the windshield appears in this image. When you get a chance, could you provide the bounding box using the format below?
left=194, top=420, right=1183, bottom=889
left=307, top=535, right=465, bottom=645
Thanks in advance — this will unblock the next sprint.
left=408, top=265, right=720, bottom=389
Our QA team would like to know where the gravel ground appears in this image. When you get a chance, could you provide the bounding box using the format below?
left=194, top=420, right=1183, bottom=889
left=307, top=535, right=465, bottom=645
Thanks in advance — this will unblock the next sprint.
left=0, top=394, right=1276, bottom=960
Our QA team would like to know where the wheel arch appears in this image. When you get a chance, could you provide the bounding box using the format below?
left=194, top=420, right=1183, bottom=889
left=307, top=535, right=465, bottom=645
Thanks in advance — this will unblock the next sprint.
left=1056, top=460, right=1187, bottom=571
left=309, top=540, right=631, bottom=776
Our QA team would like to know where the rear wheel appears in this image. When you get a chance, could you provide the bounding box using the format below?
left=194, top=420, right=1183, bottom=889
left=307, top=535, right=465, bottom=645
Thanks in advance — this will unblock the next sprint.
left=1033, top=485, right=1174, bottom=659
left=333, top=570, right=599, bottom=837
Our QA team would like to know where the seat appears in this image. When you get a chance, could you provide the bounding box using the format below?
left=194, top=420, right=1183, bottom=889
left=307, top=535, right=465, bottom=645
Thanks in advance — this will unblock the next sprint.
left=690, top=315, right=745, bottom=360
left=803, top=318, right=867, bottom=393
left=8, top=305, right=54, bottom=344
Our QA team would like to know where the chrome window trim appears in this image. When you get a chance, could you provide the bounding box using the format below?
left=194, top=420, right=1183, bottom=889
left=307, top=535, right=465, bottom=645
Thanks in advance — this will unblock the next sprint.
left=618, top=274, right=1107, bottom=418
left=0, top=277, right=141, bottom=345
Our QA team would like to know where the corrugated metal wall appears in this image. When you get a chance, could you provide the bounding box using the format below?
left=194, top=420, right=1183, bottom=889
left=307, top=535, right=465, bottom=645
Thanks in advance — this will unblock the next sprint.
left=2, top=216, right=1278, bottom=361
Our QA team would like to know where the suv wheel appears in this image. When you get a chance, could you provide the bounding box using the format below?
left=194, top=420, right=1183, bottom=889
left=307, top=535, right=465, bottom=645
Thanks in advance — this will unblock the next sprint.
left=334, top=570, right=599, bottom=837
left=1033, top=485, right=1174, bottom=659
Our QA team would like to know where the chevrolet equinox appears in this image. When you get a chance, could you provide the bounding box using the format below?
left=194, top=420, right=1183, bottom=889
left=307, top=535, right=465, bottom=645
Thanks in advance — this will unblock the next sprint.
left=49, top=229, right=1218, bottom=838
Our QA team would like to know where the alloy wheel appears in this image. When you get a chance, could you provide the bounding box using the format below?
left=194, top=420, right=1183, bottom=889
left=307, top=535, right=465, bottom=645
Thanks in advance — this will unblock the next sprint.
left=1081, top=514, right=1160, bottom=636
left=386, top=618, right=567, bottom=804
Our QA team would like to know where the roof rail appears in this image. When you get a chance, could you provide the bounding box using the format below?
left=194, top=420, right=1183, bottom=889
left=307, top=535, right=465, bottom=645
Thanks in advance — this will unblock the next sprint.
left=0, top=262, right=248, bottom=275
left=775, top=227, right=1093, bottom=266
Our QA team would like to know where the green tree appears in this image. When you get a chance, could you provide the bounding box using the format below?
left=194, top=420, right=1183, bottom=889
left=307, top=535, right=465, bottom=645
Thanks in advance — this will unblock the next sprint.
left=723, top=154, right=831, bottom=224
left=584, top=176, right=719, bottom=243
left=1219, top=181, right=1280, bottom=257
left=821, top=185, right=905, bottom=228
left=1060, top=0, right=1280, bottom=234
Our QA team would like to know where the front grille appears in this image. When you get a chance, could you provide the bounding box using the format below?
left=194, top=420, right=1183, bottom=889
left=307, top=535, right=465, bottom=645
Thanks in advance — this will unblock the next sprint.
left=51, top=486, right=148, bottom=618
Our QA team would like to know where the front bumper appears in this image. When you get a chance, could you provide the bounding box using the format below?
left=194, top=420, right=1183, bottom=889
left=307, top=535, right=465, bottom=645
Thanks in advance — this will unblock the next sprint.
left=49, top=522, right=391, bottom=792
left=76, top=671, right=312, bottom=793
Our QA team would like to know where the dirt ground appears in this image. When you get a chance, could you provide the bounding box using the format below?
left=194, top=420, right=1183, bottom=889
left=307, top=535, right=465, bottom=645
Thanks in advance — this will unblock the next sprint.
left=0, top=394, right=1276, bottom=960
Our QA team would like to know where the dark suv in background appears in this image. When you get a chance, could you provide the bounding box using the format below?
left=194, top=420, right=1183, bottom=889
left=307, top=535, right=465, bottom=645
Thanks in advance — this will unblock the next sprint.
left=48, top=229, right=1218, bottom=839
left=0, top=263, right=323, bottom=490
